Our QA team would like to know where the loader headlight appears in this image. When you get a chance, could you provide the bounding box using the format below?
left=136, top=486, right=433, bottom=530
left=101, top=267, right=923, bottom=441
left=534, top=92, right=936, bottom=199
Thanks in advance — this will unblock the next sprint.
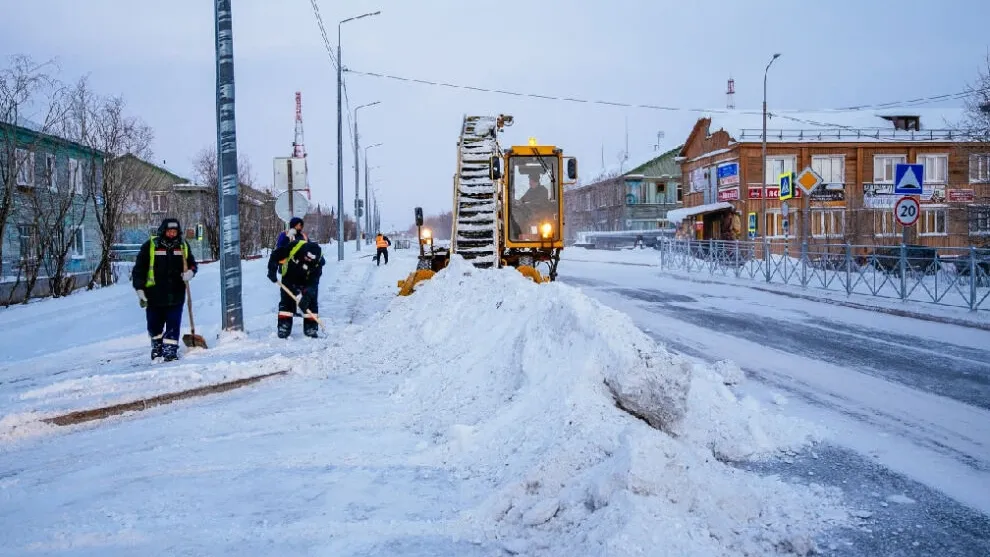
left=540, top=222, right=553, bottom=239
left=421, top=228, right=432, bottom=239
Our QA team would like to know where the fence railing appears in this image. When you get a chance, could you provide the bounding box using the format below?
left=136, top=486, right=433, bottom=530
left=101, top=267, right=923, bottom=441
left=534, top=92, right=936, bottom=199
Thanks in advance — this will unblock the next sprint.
left=658, top=239, right=990, bottom=312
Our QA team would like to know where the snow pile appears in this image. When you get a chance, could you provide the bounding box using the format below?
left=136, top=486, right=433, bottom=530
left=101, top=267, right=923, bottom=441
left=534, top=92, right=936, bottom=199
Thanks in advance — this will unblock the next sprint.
left=0, top=354, right=296, bottom=444
left=324, top=255, right=846, bottom=555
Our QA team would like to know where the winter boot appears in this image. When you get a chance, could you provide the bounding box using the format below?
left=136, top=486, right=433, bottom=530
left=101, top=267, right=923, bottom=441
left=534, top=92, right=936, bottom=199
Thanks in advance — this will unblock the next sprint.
left=303, top=319, right=319, bottom=338
left=278, top=318, right=293, bottom=339
left=150, top=337, right=164, bottom=360
left=162, top=342, right=179, bottom=362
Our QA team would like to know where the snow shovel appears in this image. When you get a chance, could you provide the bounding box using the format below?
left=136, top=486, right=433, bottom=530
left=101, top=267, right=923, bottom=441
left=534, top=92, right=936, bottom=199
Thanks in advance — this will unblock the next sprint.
left=276, top=281, right=327, bottom=333
left=182, top=258, right=208, bottom=349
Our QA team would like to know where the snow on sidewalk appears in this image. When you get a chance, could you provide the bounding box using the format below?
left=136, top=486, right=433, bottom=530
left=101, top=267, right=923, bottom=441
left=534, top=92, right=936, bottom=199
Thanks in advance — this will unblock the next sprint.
left=0, top=251, right=850, bottom=555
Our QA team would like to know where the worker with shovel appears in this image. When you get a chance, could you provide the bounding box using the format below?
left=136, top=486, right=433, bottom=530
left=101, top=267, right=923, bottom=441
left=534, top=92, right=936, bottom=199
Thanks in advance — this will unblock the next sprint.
left=268, top=238, right=324, bottom=339
left=132, top=218, right=198, bottom=361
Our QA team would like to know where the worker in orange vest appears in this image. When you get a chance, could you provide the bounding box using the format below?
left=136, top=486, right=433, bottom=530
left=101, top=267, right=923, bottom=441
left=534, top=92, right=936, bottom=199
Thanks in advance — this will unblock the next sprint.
left=374, top=232, right=391, bottom=266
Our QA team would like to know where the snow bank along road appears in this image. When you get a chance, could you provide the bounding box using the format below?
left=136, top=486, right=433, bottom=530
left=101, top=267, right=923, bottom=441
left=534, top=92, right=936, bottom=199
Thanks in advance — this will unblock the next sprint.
left=0, top=246, right=984, bottom=555
left=558, top=251, right=990, bottom=556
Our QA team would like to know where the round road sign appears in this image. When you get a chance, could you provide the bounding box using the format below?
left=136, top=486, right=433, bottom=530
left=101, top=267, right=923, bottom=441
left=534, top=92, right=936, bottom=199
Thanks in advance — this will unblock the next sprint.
left=894, top=196, right=920, bottom=227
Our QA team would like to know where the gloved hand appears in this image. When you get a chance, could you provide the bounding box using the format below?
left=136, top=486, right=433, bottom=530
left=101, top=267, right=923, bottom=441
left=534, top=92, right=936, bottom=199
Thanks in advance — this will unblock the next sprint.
left=182, top=269, right=195, bottom=281
left=298, top=292, right=313, bottom=313
left=267, top=270, right=277, bottom=283
left=136, top=289, right=147, bottom=308
left=286, top=228, right=297, bottom=240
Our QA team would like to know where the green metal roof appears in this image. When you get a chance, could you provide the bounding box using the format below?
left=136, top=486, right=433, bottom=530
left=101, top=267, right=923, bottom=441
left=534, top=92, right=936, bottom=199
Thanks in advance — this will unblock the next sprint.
left=623, top=145, right=683, bottom=179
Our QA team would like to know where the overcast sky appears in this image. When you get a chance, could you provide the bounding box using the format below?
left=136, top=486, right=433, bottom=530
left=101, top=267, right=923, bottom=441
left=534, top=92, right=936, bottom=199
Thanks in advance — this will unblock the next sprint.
left=2, top=0, right=988, bottom=232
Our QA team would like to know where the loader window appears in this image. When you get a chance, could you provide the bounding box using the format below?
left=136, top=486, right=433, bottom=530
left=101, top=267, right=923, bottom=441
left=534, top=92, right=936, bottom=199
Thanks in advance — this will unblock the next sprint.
left=507, top=156, right=559, bottom=241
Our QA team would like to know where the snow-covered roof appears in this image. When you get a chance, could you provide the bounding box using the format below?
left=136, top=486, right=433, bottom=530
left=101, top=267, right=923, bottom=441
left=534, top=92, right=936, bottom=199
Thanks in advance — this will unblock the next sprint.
left=666, top=202, right=733, bottom=224
left=703, top=108, right=967, bottom=144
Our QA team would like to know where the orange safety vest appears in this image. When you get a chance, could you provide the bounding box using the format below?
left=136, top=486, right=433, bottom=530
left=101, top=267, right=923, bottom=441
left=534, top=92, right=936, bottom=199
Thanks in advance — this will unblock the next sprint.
left=375, top=235, right=388, bottom=248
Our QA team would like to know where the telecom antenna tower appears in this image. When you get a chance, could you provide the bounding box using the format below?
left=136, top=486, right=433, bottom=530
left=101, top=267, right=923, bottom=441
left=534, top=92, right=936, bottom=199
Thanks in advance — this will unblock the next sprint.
left=292, top=91, right=310, bottom=199
left=726, top=77, right=736, bottom=109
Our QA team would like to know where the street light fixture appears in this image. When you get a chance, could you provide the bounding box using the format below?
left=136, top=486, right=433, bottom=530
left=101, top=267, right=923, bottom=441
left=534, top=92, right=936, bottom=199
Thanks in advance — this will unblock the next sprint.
left=353, top=101, right=380, bottom=251
left=365, top=143, right=383, bottom=239
left=337, top=9, right=381, bottom=260
left=762, top=52, right=781, bottom=241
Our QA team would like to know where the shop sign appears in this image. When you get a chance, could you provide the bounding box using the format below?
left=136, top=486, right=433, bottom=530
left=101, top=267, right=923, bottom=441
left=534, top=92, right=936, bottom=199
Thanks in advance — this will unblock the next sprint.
left=717, top=187, right=740, bottom=202
left=948, top=189, right=975, bottom=203
left=717, top=162, right=739, bottom=187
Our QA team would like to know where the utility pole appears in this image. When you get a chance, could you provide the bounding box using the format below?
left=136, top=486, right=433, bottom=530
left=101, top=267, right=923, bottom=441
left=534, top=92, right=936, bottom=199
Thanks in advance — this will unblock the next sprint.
left=337, top=10, right=381, bottom=260
left=214, top=0, right=243, bottom=331
left=762, top=53, right=781, bottom=240
left=353, top=101, right=380, bottom=252
left=364, top=142, right=382, bottom=238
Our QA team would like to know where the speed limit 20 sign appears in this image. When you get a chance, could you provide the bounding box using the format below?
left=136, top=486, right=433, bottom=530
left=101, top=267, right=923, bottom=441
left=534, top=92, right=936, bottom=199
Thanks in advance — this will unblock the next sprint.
left=894, top=196, right=920, bottom=227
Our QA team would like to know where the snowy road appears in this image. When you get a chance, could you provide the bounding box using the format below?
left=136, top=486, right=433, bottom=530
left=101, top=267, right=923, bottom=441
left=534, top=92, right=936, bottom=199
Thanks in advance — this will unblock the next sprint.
left=557, top=253, right=990, bottom=555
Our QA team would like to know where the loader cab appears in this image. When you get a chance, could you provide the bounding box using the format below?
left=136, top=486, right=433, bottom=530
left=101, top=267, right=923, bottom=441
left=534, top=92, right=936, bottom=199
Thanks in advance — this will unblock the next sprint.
left=503, top=146, right=568, bottom=248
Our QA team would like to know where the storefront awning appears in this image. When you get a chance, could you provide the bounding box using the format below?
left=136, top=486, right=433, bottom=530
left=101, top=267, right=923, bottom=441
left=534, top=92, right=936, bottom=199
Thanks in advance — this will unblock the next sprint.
left=665, top=202, right=734, bottom=224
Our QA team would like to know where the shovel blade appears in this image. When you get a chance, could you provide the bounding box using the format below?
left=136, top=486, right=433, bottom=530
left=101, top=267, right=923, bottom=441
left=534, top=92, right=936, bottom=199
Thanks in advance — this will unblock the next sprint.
left=183, top=333, right=208, bottom=349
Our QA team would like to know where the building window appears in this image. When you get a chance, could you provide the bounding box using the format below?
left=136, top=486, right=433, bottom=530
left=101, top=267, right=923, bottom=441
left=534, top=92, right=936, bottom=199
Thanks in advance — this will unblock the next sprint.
left=919, top=208, right=947, bottom=236
left=874, top=155, right=907, bottom=183
left=917, top=154, right=948, bottom=184
left=151, top=192, right=168, bottom=213
left=969, top=205, right=990, bottom=236
left=15, top=149, right=34, bottom=187
left=970, top=154, right=990, bottom=184
left=626, top=181, right=645, bottom=204
left=811, top=209, right=845, bottom=239
left=18, top=224, right=39, bottom=262
left=764, top=155, right=797, bottom=185
left=873, top=211, right=899, bottom=237
left=764, top=210, right=793, bottom=238
left=675, top=182, right=683, bottom=203
left=45, top=153, right=57, bottom=190
left=811, top=155, right=844, bottom=185
left=69, top=158, right=83, bottom=194
left=69, top=226, right=85, bottom=259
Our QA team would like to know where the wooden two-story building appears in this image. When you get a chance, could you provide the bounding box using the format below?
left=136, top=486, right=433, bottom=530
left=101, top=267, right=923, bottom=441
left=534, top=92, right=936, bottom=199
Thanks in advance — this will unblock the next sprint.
left=671, top=108, right=989, bottom=250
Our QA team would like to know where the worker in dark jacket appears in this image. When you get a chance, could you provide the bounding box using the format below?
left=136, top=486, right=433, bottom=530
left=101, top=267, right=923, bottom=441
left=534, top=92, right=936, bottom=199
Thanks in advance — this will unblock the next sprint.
left=132, top=218, right=197, bottom=361
left=267, top=239, right=324, bottom=338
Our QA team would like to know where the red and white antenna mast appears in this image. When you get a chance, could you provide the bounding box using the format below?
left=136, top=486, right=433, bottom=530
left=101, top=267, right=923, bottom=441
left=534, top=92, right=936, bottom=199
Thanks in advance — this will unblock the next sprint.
left=292, top=91, right=306, bottom=159
left=291, top=92, right=311, bottom=199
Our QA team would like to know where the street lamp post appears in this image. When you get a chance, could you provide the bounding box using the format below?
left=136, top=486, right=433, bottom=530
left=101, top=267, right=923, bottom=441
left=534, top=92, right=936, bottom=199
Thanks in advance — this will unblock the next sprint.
left=364, top=143, right=382, bottom=239
left=761, top=53, right=781, bottom=240
left=337, top=10, right=381, bottom=261
left=353, top=101, right=380, bottom=252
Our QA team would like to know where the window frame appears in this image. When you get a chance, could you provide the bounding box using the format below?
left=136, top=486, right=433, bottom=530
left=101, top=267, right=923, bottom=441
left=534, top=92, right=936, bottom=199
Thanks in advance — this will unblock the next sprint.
left=873, top=154, right=907, bottom=184
left=916, top=153, right=948, bottom=185
left=810, top=208, right=846, bottom=239
left=764, top=155, right=797, bottom=186
left=811, top=155, right=845, bottom=186
left=918, top=207, right=947, bottom=237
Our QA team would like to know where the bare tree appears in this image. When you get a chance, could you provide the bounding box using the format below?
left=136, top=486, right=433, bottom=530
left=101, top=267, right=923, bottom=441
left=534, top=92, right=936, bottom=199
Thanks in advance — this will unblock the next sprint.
left=191, top=146, right=257, bottom=260
left=63, top=77, right=156, bottom=288
left=955, top=55, right=990, bottom=247
left=34, top=145, right=92, bottom=297
left=0, top=55, right=65, bottom=290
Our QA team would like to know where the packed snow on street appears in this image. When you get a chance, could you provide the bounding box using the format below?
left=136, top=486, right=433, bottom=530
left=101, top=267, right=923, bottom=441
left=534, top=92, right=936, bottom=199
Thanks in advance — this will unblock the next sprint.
left=0, top=246, right=987, bottom=555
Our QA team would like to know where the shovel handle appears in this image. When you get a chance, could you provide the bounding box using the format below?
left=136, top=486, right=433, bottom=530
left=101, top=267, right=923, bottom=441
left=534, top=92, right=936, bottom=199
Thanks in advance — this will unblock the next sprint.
left=183, top=254, right=196, bottom=335
left=276, top=281, right=326, bottom=332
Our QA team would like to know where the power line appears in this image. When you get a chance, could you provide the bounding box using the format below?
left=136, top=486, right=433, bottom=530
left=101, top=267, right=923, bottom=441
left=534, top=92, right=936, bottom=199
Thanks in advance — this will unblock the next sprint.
left=344, top=68, right=983, bottom=115
left=308, top=0, right=339, bottom=70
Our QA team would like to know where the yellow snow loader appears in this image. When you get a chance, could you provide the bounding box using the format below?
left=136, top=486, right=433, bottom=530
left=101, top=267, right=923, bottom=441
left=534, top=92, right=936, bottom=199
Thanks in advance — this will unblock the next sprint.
left=397, top=114, right=577, bottom=296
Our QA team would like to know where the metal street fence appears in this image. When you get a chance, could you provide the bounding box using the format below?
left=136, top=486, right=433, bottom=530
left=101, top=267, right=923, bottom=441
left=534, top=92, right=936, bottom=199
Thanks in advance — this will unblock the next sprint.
left=658, top=239, right=990, bottom=312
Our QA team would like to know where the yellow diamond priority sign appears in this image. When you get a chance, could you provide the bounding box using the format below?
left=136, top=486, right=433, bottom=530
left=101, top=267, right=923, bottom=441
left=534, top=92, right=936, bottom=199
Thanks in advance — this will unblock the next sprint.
left=796, top=167, right=823, bottom=195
